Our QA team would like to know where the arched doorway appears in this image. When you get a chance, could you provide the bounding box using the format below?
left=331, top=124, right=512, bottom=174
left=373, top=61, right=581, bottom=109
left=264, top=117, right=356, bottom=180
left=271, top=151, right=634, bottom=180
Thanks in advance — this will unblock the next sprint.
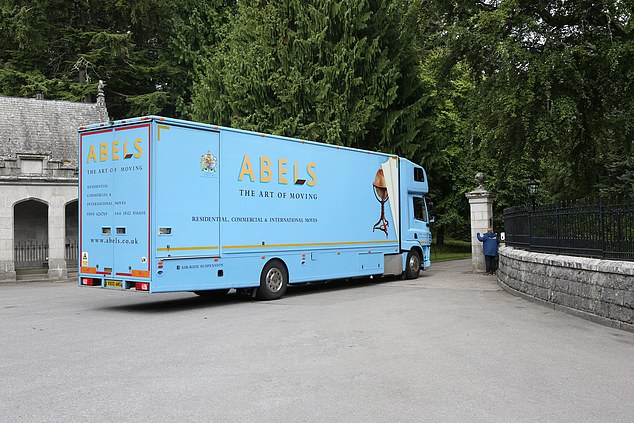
left=14, top=199, right=49, bottom=270
left=65, top=200, right=78, bottom=268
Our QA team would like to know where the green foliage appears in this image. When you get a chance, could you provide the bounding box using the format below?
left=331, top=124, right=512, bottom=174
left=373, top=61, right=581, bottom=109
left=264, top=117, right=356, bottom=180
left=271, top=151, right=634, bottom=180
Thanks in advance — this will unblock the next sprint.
left=190, top=0, right=430, bottom=158
left=0, top=0, right=236, bottom=118
left=417, top=55, right=477, bottom=241
left=431, top=0, right=634, bottom=199
left=414, top=0, right=634, bottom=239
left=0, top=0, right=632, bottom=238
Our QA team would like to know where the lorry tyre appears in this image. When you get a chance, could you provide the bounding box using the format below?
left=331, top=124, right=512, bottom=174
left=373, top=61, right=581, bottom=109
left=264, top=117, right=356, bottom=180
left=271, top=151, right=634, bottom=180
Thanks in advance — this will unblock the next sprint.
left=405, top=250, right=421, bottom=280
left=257, top=260, right=288, bottom=300
left=194, top=289, right=230, bottom=297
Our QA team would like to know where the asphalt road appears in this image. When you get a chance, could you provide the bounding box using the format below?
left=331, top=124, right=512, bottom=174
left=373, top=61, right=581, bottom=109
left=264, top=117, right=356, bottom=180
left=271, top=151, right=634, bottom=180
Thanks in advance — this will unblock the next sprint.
left=1, top=259, right=633, bottom=422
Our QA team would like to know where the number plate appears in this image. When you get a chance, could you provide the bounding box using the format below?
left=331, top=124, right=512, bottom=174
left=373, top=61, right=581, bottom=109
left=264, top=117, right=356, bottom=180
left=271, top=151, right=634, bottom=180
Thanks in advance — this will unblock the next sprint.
left=105, top=280, right=123, bottom=288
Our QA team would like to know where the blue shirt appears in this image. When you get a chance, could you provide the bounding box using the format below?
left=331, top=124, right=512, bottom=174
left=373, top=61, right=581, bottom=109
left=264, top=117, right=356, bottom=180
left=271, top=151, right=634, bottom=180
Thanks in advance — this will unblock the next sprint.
left=477, top=231, right=499, bottom=256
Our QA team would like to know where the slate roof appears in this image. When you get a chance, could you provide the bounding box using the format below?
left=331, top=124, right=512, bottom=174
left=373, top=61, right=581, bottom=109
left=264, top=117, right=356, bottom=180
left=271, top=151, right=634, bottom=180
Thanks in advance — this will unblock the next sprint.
left=0, top=95, right=107, bottom=167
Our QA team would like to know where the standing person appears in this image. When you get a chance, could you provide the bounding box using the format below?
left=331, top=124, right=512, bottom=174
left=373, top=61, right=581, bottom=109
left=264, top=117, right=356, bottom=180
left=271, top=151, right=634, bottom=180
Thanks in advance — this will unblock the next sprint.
left=477, top=228, right=500, bottom=275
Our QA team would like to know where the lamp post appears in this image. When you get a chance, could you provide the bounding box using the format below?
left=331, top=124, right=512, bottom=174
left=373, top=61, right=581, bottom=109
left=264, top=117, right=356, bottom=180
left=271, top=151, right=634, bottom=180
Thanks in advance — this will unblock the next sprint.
left=527, top=180, right=539, bottom=211
left=526, top=180, right=539, bottom=249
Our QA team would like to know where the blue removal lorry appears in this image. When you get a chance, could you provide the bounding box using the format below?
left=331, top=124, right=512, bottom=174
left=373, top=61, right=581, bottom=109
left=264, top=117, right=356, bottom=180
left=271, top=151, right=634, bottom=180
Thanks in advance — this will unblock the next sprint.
left=78, top=116, right=432, bottom=299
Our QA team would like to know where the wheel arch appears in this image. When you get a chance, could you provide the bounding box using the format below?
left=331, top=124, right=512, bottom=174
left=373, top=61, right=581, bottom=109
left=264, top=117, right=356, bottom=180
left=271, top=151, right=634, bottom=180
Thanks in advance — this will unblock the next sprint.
left=263, top=257, right=289, bottom=279
left=404, top=245, right=423, bottom=266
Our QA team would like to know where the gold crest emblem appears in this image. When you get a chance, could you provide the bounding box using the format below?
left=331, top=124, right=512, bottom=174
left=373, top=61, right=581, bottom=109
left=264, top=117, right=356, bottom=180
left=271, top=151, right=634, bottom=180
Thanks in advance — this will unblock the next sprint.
left=201, top=151, right=217, bottom=173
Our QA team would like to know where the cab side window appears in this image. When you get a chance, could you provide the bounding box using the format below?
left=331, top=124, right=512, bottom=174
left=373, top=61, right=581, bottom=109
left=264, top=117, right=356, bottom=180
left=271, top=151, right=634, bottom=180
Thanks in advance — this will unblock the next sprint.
left=414, top=167, right=425, bottom=182
left=413, top=197, right=428, bottom=222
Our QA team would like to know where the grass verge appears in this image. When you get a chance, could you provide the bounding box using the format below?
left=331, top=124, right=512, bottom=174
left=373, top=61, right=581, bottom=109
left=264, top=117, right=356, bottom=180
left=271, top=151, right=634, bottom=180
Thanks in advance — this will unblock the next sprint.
left=431, top=239, right=472, bottom=262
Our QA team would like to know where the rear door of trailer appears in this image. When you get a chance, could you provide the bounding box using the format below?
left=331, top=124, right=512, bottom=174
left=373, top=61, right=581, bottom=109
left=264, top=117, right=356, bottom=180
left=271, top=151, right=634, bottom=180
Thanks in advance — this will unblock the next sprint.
left=79, top=122, right=152, bottom=286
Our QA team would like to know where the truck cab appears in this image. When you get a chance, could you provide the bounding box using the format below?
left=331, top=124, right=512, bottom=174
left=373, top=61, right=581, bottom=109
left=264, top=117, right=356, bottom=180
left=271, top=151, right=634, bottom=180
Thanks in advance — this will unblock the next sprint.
left=400, top=159, right=432, bottom=272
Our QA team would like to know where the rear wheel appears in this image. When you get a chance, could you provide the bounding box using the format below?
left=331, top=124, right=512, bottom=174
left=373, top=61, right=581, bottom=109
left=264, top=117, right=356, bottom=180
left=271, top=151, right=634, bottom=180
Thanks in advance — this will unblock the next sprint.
left=194, top=289, right=230, bottom=298
left=405, top=250, right=421, bottom=279
left=257, top=260, right=288, bottom=300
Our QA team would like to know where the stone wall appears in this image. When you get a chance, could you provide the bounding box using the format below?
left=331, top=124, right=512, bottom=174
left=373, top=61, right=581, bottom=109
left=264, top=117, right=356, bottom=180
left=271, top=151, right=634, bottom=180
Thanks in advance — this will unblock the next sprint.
left=498, top=246, right=634, bottom=332
left=0, top=182, right=77, bottom=281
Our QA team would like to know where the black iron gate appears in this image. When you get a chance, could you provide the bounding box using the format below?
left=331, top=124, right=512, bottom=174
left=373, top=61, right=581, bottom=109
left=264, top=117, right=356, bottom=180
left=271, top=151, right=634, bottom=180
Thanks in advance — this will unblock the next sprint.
left=14, top=240, right=49, bottom=269
left=65, top=240, right=78, bottom=267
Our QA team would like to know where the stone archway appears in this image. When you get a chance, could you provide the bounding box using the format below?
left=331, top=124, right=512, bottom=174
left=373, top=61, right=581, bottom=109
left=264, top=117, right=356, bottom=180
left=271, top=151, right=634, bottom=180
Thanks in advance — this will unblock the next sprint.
left=65, top=200, right=78, bottom=268
left=14, top=199, right=49, bottom=270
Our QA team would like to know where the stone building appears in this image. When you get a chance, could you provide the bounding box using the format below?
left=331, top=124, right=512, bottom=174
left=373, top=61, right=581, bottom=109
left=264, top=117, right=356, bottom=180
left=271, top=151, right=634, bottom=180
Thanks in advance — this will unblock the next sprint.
left=0, top=87, right=108, bottom=281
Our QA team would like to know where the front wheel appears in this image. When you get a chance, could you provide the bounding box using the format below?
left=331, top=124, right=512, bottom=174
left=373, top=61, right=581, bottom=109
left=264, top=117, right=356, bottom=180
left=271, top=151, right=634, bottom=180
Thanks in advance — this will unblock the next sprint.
left=256, top=260, right=288, bottom=300
left=405, top=250, right=421, bottom=280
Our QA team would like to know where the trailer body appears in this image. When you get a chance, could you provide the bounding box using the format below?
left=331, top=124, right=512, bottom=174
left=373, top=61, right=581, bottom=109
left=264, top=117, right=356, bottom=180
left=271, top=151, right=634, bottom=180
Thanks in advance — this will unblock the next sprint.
left=78, top=117, right=432, bottom=297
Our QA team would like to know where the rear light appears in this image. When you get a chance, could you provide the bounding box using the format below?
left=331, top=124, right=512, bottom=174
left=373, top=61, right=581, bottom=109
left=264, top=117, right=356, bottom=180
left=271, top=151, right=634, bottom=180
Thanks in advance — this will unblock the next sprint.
left=81, top=278, right=99, bottom=286
left=135, top=282, right=150, bottom=291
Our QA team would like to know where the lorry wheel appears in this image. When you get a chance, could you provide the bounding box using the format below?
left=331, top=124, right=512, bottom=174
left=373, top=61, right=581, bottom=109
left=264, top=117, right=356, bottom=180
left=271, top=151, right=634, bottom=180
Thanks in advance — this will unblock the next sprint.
left=194, top=289, right=230, bottom=297
left=257, top=260, right=288, bottom=300
left=405, top=250, right=421, bottom=280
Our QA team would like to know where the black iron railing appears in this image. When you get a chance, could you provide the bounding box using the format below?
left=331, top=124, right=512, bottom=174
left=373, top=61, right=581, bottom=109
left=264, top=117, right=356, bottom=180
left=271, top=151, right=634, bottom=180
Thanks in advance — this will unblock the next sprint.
left=14, top=240, right=79, bottom=269
left=503, top=197, right=634, bottom=261
left=14, top=240, right=49, bottom=269
left=65, top=240, right=78, bottom=266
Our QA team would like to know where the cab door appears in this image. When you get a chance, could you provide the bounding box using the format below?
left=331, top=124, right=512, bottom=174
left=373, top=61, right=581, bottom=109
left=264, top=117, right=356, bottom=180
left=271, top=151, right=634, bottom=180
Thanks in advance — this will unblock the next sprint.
left=407, top=195, right=428, bottom=244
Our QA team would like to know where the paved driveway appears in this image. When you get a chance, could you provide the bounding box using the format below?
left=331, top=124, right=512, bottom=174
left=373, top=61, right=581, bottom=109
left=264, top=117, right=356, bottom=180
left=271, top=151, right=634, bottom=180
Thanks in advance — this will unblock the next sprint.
left=1, top=259, right=633, bottom=422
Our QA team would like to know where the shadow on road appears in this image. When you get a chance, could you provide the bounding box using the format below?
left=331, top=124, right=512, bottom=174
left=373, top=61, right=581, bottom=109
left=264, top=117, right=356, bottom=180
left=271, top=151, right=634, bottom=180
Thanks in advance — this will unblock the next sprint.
left=94, top=275, right=403, bottom=313
left=284, top=275, right=398, bottom=297
left=95, top=294, right=244, bottom=313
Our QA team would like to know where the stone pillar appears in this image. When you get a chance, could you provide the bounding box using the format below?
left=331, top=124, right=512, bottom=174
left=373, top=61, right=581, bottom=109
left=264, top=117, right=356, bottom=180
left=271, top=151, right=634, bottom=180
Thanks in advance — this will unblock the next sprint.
left=0, top=192, right=16, bottom=281
left=465, top=173, right=496, bottom=273
left=96, top=80, right=109, bottom=122
left=48, top=199, right=67, bottom=280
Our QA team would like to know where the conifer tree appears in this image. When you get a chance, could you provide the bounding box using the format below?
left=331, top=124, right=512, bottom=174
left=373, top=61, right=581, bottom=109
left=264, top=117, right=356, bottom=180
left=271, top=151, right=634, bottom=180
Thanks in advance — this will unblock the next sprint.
left=191, top=0, right=430, bottom=159
left=0, top=0, right=235, bottom=118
